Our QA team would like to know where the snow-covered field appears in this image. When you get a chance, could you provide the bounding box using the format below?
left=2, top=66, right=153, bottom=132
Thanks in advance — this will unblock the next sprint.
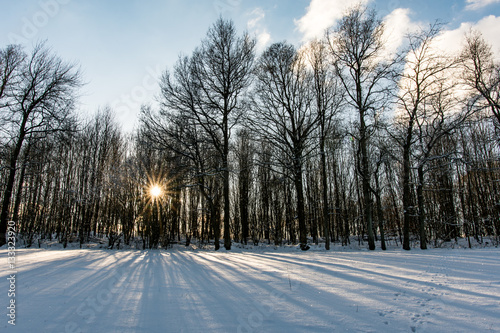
left=1, top=247, right=500, bottom=332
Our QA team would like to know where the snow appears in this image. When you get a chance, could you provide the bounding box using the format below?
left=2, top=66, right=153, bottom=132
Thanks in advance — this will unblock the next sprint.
left=1, top=247, right=500, bottom=332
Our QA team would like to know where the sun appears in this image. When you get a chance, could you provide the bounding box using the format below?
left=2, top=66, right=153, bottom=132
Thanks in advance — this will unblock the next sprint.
left=149, top=185, right=162, bottom=199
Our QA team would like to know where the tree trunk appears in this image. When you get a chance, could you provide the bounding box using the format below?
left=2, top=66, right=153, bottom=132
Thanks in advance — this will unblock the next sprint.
left=417, top=165, right=427, bottom=249
left=12, top=152, right=28, bottom=224
left=402, top=141, right=412, bottom=250
left=223, top=116, right=231, bottom=250
left=320, top=139, right=330, bottom=250
left=0, top=131, right=25, bottom=246
left=212, top=201, right=220, bottom=251
left=360, top=114, right=375, bottom=250
left=240, top=179, right=249, bottom=245
left=294, top=162, right=308, bottom=250
left=375, top=175, right=386, bottom=250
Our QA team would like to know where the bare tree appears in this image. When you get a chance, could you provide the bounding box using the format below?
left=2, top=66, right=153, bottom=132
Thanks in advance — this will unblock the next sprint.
left=327, top=5, right=395, bottom=250
left=0, top=45, right=25, bottom=112
left=303, top=39, right=343, bottom=249
left=0, top=42, right=81, bottom=246
left=391, top=23, right=456, bottom=250
left=251, top=42, right=317, bottom=250
left=412, top=71, right=472, bottom=249
left=148, top=20, right=255, bottom=250
left=141, top=99, right=223, bottom=249
left=461, top=30, right=500, bottom=131
left=235, top=129, right=254, bottom=245
left=164, top=18, right=256, bottom=250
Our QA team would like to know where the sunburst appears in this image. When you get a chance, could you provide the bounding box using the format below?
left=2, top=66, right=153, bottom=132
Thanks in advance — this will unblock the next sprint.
left=149, top=184, right=162, bottom=199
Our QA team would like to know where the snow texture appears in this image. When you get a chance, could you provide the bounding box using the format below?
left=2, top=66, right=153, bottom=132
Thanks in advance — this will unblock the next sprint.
left=1, top=247, right=500, bottom=332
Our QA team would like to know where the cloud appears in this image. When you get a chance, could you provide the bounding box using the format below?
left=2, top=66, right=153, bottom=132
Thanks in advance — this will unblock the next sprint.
left=295, top=0, right=372, bottom=41
left=465, top=0, right=500, bottom=10
left=381, top=8, right=420, bottom=60
left=296, top=3, right=419, bottom=61
left=432, top=15, right=500, bottom=60
left=246, top=8, right=272, bottom=53
left=256, top=31, right=271, bottom=53
left=474, top=15, right=500, bottom=59
left=247, top=8, right=265, bottom=29
left=402, top=15, right=500, bottom=106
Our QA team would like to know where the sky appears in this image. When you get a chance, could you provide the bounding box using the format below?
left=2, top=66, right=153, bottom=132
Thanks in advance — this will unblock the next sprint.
left=1, top=0, right=500, bottom=133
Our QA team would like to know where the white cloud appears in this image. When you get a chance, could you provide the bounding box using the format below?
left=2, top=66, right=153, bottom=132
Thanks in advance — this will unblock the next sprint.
left=295, top=0, right=372, bottom=41
left=396, top=15, right=500, bottom=110
left=465, top=0, right=500, bottom=10
left=381, top=8, right=420, bottom=60
left=256, top=31, right=271, bottom=53
left=432, top=15, right=500, bottom=60
left=247, top=8, right=265, bottom=29
left=474, top=15, right=500, bottom=59
left=246, top=8, right=272, bottom=53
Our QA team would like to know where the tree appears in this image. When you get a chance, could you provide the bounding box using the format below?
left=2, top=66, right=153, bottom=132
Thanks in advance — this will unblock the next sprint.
left=461, top=30, right=500, bottom=128
left=235, top=129, right=253, bottom=245
left=391, top=23, right=455, bottom=250
left=0, top=42, right=81, bottom=246
left=304, top=39, right=343, bottom=250
left=412, top=73, right=472, bottom=249
left=147, top=18, right=256, bottom=250
left=327, top=5, right=395, bottom=250
left=141, top=98, right=223, bottom=249
left=0, top=45, right=24, bottom=111
left=172, top=18, right=255, bottom=250
left=251, top=42, right=317, bottom=250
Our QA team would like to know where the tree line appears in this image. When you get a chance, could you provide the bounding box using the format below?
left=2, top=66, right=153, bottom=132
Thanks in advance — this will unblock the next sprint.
left=1, top=5, right=499, bottom=250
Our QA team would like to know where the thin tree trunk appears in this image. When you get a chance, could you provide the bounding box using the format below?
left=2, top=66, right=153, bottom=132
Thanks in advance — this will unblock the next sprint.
left=375, top=175, right=386, bottom=250
left=417, top=165, right=427, bottom=249
left=295, top=171, right=308, bottom=249
left=12, top=150, right=28, bottom=224
left=223, top=115, right=231, bottom=250
left=0, top=132, right=25, bottom=246
left=320, top=139, right=330, bottom=250
left=360, top=115, right=375, bottom=250
left=402, top=142, right=412, bottom=250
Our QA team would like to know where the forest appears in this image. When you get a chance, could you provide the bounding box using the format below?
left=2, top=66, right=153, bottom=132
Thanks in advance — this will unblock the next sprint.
left=1, top=5, right=499, bottom=251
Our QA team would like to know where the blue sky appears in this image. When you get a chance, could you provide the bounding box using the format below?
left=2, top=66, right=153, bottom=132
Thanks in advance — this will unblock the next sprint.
left=1, top=0, right=499, bottom=132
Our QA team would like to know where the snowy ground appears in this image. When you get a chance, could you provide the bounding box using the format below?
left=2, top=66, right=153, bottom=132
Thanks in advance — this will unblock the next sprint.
left=1, top=247, right=500, bottom=333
